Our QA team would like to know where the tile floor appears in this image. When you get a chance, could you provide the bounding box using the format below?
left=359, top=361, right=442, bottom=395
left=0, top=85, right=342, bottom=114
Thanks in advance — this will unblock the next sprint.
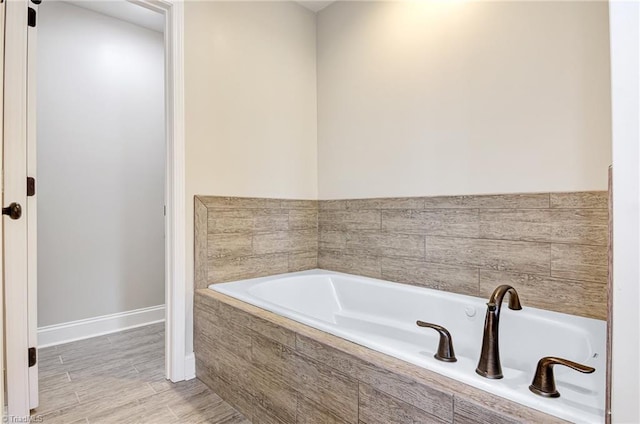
left=34, top=323, right=248, bottom=423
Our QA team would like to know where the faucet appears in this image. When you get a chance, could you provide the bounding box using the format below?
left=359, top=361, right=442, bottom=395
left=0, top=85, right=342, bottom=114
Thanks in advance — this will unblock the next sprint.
left=475, top=285, right=522, bottom=379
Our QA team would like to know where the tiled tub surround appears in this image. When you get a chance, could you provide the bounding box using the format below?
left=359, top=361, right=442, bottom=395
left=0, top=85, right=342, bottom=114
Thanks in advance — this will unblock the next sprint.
left=194, top=288, right=571, bottom=424
left=196, top=192, right=608, bottom=319
left=210, top=270, right=605, bottom=423
left=318, top=191, right=609, bottom=320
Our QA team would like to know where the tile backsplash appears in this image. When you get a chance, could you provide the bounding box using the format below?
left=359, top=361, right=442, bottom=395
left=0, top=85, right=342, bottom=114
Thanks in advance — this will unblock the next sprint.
left=196, top=192, right=608, bottom=320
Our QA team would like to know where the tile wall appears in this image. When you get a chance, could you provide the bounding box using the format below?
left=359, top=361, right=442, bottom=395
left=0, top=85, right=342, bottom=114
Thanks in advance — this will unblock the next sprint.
left=196, top=192, right=608, bottom=319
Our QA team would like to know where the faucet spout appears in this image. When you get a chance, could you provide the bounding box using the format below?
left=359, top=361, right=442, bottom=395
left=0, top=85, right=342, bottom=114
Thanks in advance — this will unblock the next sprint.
left=475, top=285, right=522, bottom=379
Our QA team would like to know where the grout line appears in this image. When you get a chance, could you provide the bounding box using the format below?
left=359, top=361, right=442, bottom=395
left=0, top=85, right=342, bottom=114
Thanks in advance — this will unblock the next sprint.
left=75, top=392, right=81, bottom=403
left=66, top=372, right=71, bottom=382
left=167, top=406, right=180, bottom=419
left=58, top=355, right=64, bottom=364
left=147, top=382, right=158, bottom=394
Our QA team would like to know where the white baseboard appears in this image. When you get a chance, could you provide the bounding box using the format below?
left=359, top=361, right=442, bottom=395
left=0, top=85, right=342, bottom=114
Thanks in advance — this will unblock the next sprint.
left=184, top=352, right=196, bottom=380
left=38, top=305, right=165, bottom=348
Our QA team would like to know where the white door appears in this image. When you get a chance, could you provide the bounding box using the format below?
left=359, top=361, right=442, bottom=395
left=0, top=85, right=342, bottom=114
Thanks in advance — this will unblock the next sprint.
left=3, top=0, right=37, bottom=417
left=26, top=0, right=39, bottom=410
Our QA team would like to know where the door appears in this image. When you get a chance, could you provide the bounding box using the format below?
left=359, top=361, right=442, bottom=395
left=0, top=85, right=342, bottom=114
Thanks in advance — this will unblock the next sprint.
left=26, top=0, right=38, bottom=410
left=3, top=0, right=36, bottom=417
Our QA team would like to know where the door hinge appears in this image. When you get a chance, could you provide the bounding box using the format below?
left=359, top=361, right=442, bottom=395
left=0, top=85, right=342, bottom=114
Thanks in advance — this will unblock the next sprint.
left=27, top=177, right=36, bottom=197
left=28, top=7, right=36, bottom=27
left=28, top=347, right=37, bottom=367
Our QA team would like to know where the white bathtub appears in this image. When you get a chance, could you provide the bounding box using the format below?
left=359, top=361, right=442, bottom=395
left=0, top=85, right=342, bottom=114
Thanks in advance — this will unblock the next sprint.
left=211, top=270, right=606, bottom=423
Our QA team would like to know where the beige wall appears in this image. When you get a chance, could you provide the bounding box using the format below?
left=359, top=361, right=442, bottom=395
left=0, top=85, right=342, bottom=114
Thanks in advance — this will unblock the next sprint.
left=317, top=1, right=612, bottom=199
left=185, top=1, right=318, bottom=349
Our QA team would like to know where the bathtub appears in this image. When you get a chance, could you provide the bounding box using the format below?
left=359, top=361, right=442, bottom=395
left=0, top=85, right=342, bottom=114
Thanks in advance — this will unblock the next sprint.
left=211, top=270, right=606, bottom=423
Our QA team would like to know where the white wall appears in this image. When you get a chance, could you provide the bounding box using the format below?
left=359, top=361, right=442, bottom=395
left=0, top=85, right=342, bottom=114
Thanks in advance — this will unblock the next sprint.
left=317, top=1, right=612, bottom=199
left=184, top=1, right=318, bottom=351
left=609, top=1, right=640, bottom=422
left=37, top=2, right=165, bottom=327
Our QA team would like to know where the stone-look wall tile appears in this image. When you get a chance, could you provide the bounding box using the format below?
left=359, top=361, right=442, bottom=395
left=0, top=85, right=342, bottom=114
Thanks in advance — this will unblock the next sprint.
left=251, top=334, right=359, bottom=423
left=424, top=237, right=550, bottom=275
left=295, top=334, right=454, bottom=421
left=475, top=239, right=551, bottom=275
left=479, top=271, right=607, bottom=320
left=319, top=210, right=381, bottom=231
left=550, top=191, right=608, bottom=209
left=549, top=209, right=608, bottom=246
left=209, top=253, right=289, bottom=283
left=203, top=294, right=297, bottom=348
left=551, top=244, right=608, bottom=283
left=196, top=359, right=254, bottom=420
left=195, top=321, right=297, bottom=422
left=194, top=309, right=252, bottom=363
left=199, top=196, right=280, bottom=209
left=254, top=210, right=291, bottom=233
left=279, top=199, right=318, bottom=210
left=479, top=209, right=608, bottom=245
left=319, top=230, right=348, bottom=250
left=382, top=209, right=479, bottom=238
left=346, top=232, right=425, bottom=259
left=207, top=209, right=290, bottom=234
left=253, top=230, right=317, bottom=255
left=319, top=200, right=348, bottom=210
left=424, top=237, right=477, bottom=268
left=381, top=258, right=479, bottom=296
left=359, top=384, right=446, bottom=424
left=296, top=396, right=348, bottom=424
left=194, top=198, right=208, bottom=290
left=288, top=251, right=318, bottom=272
left=453, top=398, right=521, bottom=424
left=346, top=197, right=425, bottom=210
left=207, top=233, right=253, bottom=258
left=318, top=251, right=381, bottom=279
left=289, top=209, right=318, bottom=230
left=253, top=406, right=290, bottom=424
left=422, top=193, right=550, bottom=209
left=207, top=210, right=257, bottom=234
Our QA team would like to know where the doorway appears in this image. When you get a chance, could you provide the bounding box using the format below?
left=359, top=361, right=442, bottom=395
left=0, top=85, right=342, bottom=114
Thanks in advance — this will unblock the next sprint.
left=2, top=0, right=187, bottom=418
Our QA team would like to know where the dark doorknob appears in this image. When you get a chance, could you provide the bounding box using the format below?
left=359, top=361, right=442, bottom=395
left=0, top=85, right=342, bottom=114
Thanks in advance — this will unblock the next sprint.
left=2, top=202, right=22, bottom=220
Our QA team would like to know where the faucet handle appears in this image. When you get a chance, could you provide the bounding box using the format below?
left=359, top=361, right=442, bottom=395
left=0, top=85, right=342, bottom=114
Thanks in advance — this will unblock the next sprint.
left=416, top=321, right=457, bottom=362
left=529, top=356, right=595, bottom=398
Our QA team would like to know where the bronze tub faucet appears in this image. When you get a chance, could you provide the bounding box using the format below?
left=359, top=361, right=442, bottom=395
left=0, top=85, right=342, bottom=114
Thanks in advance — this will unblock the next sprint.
left=476, top=285, right=522, bottom=379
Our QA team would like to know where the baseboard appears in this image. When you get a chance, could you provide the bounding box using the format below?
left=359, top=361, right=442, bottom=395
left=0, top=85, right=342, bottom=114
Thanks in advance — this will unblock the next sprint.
left=38, top=305, right=165, bottom=348
left=184, top=352, right=196, bottom=380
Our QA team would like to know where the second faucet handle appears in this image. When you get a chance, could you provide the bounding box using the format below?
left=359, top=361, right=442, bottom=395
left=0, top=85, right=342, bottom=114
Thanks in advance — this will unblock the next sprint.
left=529, top=356, right=595, bottom=398
left=416, top=321, right=457, bottom=362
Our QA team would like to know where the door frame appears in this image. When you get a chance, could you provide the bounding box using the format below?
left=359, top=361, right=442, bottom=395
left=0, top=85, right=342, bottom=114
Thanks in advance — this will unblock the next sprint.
left=0, top=0, right=7, bottom=420
left=127, top=0, right=188, bottom=382
left=609, top=0, right=640, bottom=422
